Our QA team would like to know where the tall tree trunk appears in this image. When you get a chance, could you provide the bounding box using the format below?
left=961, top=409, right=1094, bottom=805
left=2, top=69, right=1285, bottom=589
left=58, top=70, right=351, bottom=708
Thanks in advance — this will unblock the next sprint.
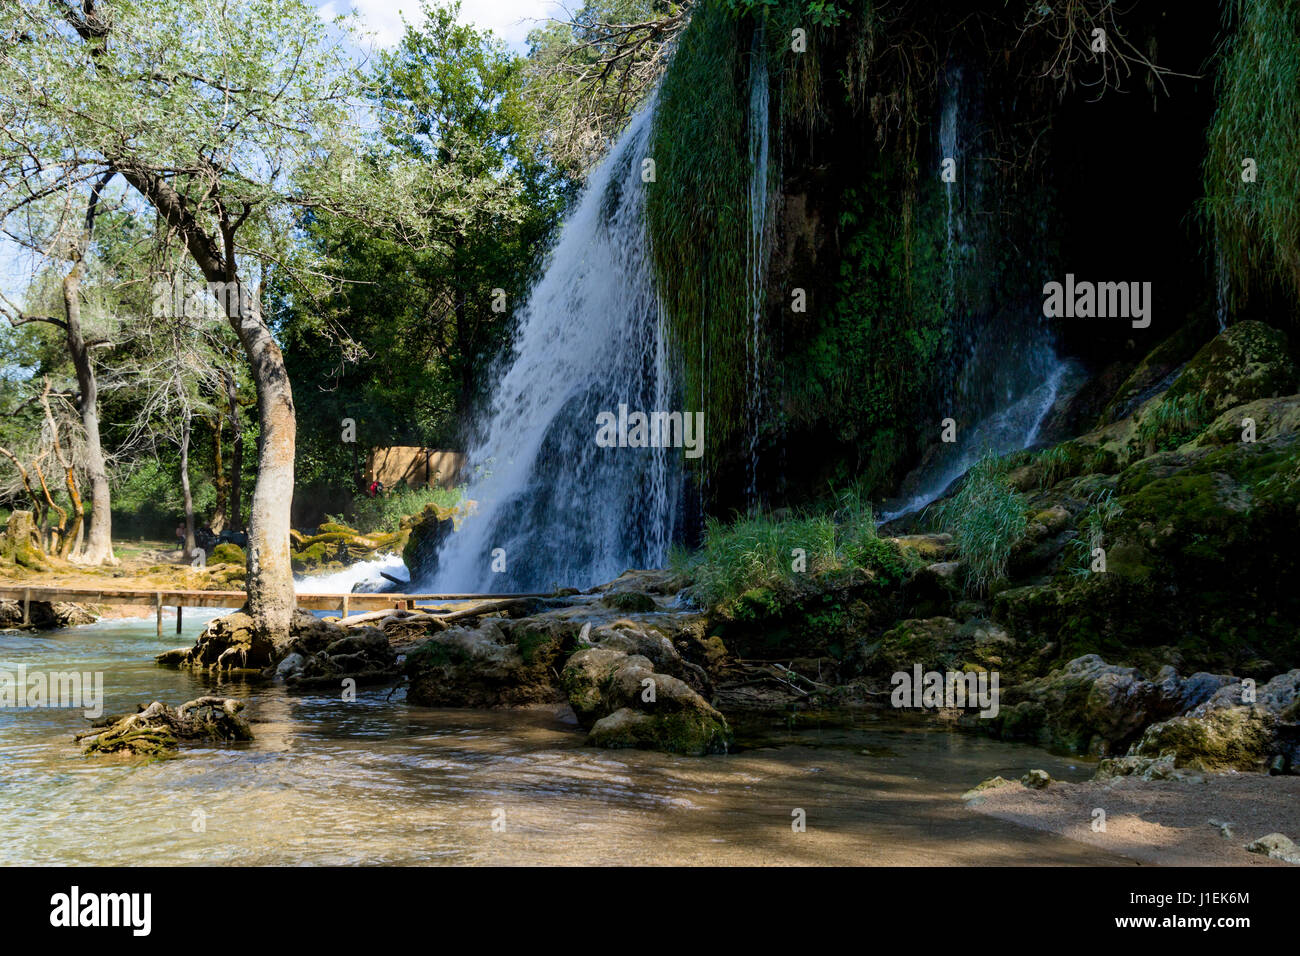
left=225, top=370, right=243, bottom=533
left=62, top=255, right=116, bottom=565
left=179, top=408, right=196, bottom=559
left=226, top=292, right=295, bottom=640
left=113, top=164, right=293, bottom=639
left=210, top=412, right=228, bottom=534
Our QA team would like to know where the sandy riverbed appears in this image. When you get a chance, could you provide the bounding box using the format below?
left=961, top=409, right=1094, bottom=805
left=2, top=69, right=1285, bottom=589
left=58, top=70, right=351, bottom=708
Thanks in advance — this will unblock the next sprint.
left=966, top=773, right=1300, bottom=866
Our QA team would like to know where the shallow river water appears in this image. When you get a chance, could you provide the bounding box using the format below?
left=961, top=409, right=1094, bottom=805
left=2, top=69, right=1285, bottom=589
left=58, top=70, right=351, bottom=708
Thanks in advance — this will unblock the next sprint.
left=0, top=615, right=1132, bottom=865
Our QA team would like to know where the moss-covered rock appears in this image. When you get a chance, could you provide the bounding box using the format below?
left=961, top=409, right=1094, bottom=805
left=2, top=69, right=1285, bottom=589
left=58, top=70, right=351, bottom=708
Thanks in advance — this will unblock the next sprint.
left=1162, top=320, right=1296, bottom=416
left=601, top=590, right=658, bottom=613
left=209, top=542, right=245, bottom=565
left=1127, top=705, right=1275, bottom=772
left=404, top=617, right=574, bottom=708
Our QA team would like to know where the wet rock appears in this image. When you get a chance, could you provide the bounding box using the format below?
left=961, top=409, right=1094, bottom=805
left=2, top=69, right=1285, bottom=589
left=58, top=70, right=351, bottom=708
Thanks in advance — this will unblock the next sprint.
left=601, top=591, right=658, bottom=613
left=588, top=705, right=729, bottom=756
left=560, top=623, right=730, bottom=755
left=157, top=610, right=397, bottom=686
left=857, top=617, right=962, bottom=676
left=79, top=697, right=252, bottom=756
left=1020, top=769, right=1052, bottom=789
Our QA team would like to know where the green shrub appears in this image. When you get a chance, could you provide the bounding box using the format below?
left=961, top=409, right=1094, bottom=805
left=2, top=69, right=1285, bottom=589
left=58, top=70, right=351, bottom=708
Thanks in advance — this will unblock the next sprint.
left=1202, top=0, right=1300, bottom=303
left=672, top=489, right=908, bottom=612
left=334, top=484, right=463, bottom=535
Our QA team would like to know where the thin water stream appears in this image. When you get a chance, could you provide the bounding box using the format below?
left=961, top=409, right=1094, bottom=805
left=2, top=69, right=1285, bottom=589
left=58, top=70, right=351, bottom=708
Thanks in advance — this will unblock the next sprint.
left=0, top=614, right=1130, bottom=865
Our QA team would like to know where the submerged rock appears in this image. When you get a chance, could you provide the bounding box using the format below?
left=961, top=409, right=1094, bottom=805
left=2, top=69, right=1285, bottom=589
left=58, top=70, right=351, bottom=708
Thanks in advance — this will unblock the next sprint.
left=79, top=697, right=252, bottom=756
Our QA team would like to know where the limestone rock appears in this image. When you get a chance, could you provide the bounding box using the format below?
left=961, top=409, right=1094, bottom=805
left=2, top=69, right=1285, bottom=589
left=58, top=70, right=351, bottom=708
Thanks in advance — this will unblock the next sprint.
left=1243, top=833, right=1300, bottom=865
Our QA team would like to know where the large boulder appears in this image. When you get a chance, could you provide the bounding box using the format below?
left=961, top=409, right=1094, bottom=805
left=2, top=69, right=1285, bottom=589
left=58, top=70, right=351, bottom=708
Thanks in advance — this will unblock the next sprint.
left=561, top=630, right=730, bottom=756
left=404, top=616, right=573, bottom=708
left=991, top=654, right=1232, bottom=755
left=1161, top=320, right=1296, bottom=418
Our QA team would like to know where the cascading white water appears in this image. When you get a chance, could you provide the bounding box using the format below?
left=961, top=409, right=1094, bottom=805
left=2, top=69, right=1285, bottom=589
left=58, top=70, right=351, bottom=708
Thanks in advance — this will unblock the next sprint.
left=418, top=96, right=679, bottom=593
left=746, top=29, right=771, bottom=506
left=939, top=71, right=961, bottom=303
left=880, top=360, right=1072, bottom=521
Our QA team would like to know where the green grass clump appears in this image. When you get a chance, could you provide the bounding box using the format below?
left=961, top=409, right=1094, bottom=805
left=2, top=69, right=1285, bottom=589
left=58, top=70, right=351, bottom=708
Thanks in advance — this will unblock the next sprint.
left=672, top=489, right=895, bottom=612
left=1137, top=393, right=1211, bottom=452
left=927, top=452, right=1027, bottom=595
left=334, top=484, right=463, bottom=536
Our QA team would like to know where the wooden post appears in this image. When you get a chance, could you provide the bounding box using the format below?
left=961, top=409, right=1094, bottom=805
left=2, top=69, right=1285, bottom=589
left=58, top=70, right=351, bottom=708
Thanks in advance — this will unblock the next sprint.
left=155, top=592, right=162, bottom=638
left=341, top=594, right=350, bottom=619
left=176, top=604, right=183, bottom=634
left=21, top=588, right=30, bottom=626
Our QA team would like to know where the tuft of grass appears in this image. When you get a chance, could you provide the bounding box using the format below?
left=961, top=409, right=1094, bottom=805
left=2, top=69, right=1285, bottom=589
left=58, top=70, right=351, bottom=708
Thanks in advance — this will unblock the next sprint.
left=1068, top=488, right=1125, bottom=576
left=926, top=452, right=1027, bottom=595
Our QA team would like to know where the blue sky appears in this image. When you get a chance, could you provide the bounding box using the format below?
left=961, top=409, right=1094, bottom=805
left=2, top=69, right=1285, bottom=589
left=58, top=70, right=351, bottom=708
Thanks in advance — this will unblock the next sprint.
left=316, top=0, right=567, bottom=53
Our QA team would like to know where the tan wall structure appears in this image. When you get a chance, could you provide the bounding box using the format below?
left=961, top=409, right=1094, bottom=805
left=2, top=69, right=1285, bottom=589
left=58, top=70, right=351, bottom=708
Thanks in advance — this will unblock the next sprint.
left=366, top=447, right=465, bottom=489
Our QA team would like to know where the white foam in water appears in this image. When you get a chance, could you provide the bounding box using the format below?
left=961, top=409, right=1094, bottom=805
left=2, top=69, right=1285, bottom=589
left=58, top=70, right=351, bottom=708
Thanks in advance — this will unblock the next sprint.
left=422, top=94, right=678, bottom=593
left=295, top=554, right=408, bottom=594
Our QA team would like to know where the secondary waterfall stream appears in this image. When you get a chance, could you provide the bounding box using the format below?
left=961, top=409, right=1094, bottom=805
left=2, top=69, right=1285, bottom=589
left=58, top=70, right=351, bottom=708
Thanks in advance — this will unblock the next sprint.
left=422, top=98, right=679, bottom=593
left=880, top=68, right=1076, bottom=522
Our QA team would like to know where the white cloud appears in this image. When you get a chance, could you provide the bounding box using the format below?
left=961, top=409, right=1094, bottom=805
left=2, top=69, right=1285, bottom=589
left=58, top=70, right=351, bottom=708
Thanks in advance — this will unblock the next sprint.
left=319, top=0, right=565, bottom=51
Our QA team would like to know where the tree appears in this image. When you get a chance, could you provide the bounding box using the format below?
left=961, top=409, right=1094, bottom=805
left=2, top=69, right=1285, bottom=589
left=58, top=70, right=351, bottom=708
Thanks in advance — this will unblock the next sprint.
left=282, top=1, right=567, bottom=488
left=0, top=172, right=120, bottom=564
left=0, top=0, right=419, bottom=637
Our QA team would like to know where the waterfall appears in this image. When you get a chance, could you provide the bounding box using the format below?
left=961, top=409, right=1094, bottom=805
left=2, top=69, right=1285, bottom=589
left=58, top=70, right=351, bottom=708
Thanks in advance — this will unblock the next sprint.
left=880, top=67, right=1074, bottom=523
left=746, top=29, right=771, bottom=506
left=1214, top=236, right=1230, bottom=332
left=418, top=96, right=679, bottom=592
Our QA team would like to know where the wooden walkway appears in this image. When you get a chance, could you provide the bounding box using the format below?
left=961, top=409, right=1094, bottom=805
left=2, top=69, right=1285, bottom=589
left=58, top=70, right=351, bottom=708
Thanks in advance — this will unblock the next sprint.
left=0, top=585, right=551, bottom=635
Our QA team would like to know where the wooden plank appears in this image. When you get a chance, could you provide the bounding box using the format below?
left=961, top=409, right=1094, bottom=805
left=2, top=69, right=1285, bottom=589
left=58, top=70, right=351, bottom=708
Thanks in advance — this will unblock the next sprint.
left=0, top=585, right=556, bottom=615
